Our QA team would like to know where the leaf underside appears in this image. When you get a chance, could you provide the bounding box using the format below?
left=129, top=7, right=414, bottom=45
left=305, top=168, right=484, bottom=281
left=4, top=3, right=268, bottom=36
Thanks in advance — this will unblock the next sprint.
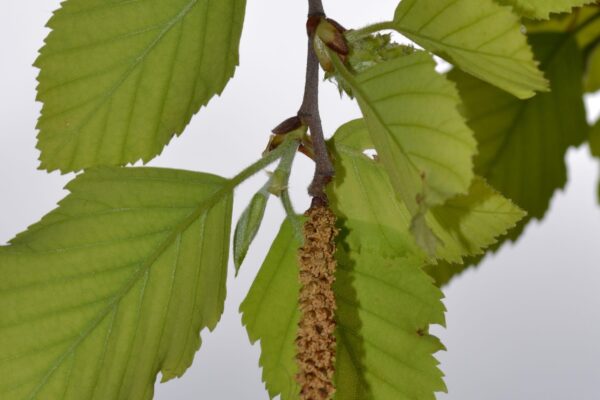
left=0, top=167, right=233, bottom=400
left=449, top=33, right=587, bottom=222
left=393, top=0, right=548, bottom=99
left=329, top=120, right=524, bottom=265
left=337, top=51, right=477, bottom=221
left=35, top=0, right=246, bottom=173
left=435, top=32, right=588, bottom=286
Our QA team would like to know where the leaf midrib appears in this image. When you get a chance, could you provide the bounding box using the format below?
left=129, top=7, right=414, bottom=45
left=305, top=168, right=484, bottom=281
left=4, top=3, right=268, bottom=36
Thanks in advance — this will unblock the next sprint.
left=331, top=55, right=424, bottom=196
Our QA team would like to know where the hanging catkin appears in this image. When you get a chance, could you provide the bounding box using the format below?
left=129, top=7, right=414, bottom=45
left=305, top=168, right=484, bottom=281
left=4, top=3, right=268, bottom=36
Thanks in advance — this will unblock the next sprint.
left=296, top=200, right=338, bottom=400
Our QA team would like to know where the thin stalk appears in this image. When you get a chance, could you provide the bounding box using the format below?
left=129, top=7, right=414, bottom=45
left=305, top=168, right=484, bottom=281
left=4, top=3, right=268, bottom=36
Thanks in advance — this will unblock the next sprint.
left=299, top=0, right=334, bottom=201
left=229, top=138, right=299, bottom=188
left=346, top=21, right=395, bottom=41
left=274, top=146, right=303, bottom=239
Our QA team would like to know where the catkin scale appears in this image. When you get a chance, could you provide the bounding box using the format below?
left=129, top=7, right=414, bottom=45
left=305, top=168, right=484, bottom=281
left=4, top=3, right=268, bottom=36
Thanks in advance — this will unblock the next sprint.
left=296, top=203, right=338, bottom=400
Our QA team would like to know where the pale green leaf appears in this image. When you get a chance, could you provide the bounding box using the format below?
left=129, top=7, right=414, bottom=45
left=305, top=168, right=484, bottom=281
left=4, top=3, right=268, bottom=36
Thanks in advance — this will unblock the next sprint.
left=240, top=219, right=447, bottom=400
left=334, top=247, right=447, bottom=400
left=393, top=0, right=548, bottom=99
left=330, top=52, right=477, bottom=235
left=428, top=178, right=526, bottom=263
left=449, top=33, right=587, bottom=221
left=240, top=219, right=302, bottom=400
left=410, top=213, right=442, bottom=259
left=36, top=0, right=246, bottom=173
left=233, top=191, right=269, bottom=273
left=329, top=120, right=524, bottom=264
left=0, top=167, right=233, bottom=400
left=497, top=0, right=595, bottom=19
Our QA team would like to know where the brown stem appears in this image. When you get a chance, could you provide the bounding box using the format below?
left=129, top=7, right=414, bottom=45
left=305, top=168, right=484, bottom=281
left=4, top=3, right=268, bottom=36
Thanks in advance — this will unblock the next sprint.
left=298, top=0, right=334, bottom=202
left=296, top=4, right=338, bottom=399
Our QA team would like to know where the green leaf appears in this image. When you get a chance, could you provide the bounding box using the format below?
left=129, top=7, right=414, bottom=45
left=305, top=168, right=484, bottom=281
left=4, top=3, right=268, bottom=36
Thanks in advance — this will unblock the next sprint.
left=0, top=167, right=233, bottom=400
left=525, top=6, right=600, bottom=92
left=233, top=191, right=269, bottom=272
left=449, top=33, right=588, bottom=221
left=333, top=248, right=446, bottom=400
left=590, top=119, right=600, bottom=157
left=392, top=0, right=548, bottom=99
left=35, top=0, right=247, bottom=173
left=327, top=120, right=420, bottom=259
left=329, top=120, right=523, bottom=264
left=431, top=33, right=588, bottom=287
left=584, top=45, right=600, bottom=92
left=525, top=5, right=600, bottom=47
left=326, top=34, right=415, bottom=98
left=496, top=0, right=595, bottom=19
left=428, top=178, right=526, bottom=263
left=240, top=219, right=302, bottom=400
left=330, top=52, right=477, bottom=244
left=240, top=219, right=447, bottom=400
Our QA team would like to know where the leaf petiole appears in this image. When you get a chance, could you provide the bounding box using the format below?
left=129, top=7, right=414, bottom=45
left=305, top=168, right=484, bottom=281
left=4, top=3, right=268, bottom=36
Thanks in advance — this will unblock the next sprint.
left=228, top=137, right=300, bottom=189
left=346, top=21, right=395, bottom=41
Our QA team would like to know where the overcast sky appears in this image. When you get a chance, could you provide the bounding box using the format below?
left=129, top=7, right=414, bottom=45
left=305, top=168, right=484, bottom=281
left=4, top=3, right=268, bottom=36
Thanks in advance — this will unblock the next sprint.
left=1, top=1, right=600, bottom=399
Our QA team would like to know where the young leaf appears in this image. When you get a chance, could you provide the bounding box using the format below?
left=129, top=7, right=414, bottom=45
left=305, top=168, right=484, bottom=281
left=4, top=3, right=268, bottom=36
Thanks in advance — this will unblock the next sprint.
left=330, top=51, right=477, bottom=252
left=233, top=136, right=300, bottom=272
left=428, top=178, right=526, bottom=264
left=392, top=0, right=548, bottom=99
left=496, top=0, right=596, bottom=20
left=240, top=219, right=302, bottom=400
left=329, top=120, right=522, bottom=264
left=240, top=219, right=447, bottom=400
left=0, top=167, right=233, bottom=400
left=448, top=33, right=588, bottom=221
left=35, top=0, right=247, bottom=173
left=333, top=248, right=446, bottom=400
left=325, top=34, right=415, bottom=98
left=233, top=190, right=269, bottom=272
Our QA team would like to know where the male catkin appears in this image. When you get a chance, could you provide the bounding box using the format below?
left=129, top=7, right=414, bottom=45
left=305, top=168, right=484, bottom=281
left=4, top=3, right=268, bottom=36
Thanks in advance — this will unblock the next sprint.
left=296, top=202, right=338, bottom=400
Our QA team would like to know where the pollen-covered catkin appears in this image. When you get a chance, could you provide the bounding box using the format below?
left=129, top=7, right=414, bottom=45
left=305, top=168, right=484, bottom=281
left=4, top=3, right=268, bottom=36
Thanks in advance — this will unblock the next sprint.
left=296, top=202, right=338, bottom=400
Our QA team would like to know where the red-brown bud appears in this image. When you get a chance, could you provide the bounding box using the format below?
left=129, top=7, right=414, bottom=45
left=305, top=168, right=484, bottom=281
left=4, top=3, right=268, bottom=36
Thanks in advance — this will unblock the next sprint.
left=316, top=19, right=349, bottom=56
left=272, top=116, right=303, bottom=135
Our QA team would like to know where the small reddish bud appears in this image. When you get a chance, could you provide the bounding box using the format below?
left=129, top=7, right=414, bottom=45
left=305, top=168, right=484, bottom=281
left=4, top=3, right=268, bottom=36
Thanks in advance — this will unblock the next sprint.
left=272, top=116, right=303, bottom=135
left=326, top=18, right=347, bottom=33
left=262, top=134, right=285, bottom=156
left=299, top=144, right=316, bottom=161
left=313, top=37, right=334, bottom=73
left=316, top=20, right=349, bottom=56
left=306, top=15, right=322, bottom=37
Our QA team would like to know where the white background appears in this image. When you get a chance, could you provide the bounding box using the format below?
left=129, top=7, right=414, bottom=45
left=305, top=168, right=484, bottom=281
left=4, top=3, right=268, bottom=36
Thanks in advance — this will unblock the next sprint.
left=1, top=1, right=600, bottom=399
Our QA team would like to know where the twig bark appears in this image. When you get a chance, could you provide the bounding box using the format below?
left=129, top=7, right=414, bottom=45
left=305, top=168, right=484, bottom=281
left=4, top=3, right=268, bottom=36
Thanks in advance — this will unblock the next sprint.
left=295, top=4, right=338, bottom=400
left=298, top=0, right=334, bottom=202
